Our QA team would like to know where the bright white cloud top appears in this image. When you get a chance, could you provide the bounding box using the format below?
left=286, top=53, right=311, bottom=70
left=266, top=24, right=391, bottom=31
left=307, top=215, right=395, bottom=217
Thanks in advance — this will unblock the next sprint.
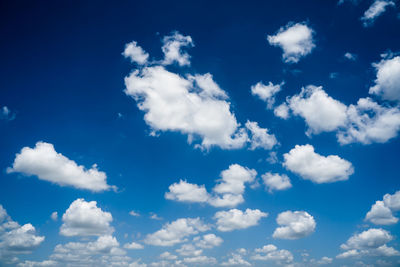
left=273, top=210, right=316, bottom=240
left=267, top=22, right=315, bottom=63
left=7, top=142, right=114, bottom=192
left=365, top=190, right=400, bottom=225
left=123, top=41, right=149, bottom=65
left=283, top=144, right=354, bottom=184
left=251, top=81, right=284, bottom=108
left=361, top=0, right=395, bottom=27
left=214, top=208, right=268, bottom=232
left=262, top=172, right=292, bottom=193
left=161, top=31, right=194, bottom=66
left=245, top=121, right=278, bottom=150
left=369, top=55, right=400, bottom=102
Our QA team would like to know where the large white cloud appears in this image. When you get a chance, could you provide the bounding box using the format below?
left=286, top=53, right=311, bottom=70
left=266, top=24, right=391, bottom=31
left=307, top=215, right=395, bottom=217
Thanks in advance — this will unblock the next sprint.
left=365, top=190, right=400, bottom=225
left=267, top=22, right=315, bottom=63
left=251, top=81, right=284, bottom=108
left=144, top=218, right=209, bottom=246
left=0, top=205, right=45, bottom=264
left=123, top=41, right=149, bottom=65
left=283, top=144, right=354, bottom=184
left=60, top=198, right=114, bottom=237
left=262, top=172, right=292, bottom=193
left=369, top=55, right=400, bottom=102
left=361, top=0, right=395, bottom=27
left=161, top=31, right=194, bottom=66
left=7, top=142, right=113, bottom=192
left=273, top=211, right=316, bottom=239
left=251, top=244, right=294, bottom=265
left=214, top=208, right=268, bottom=232
left=245, top=121, right=278, bottom=150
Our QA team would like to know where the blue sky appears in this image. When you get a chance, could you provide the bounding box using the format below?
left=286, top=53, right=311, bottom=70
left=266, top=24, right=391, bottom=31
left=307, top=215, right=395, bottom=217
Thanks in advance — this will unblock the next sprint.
left=1, top=0, right=400, bottom=266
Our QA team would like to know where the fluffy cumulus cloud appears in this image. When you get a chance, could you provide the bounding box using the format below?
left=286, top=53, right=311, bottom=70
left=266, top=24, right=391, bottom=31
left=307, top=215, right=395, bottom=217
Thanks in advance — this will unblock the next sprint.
left=0, top=205, right=45, bottom=265
left=60, top=198, right=114, bottom=237
left=251, top=81, right=284, bottom=108
left=273, top=210, right=316, bottom=240
left=262, top=172, right=292, bottom=193
left=194, top=234, right=223, bottom=249
left=123, top=41, right=149, bottom=65
left=365, top=190, right=400, bottom=225
left=251, top=244, right=294, bottom=265
left=144, top=218, right=209, bottom=246
left=369, top=55, right=400, bottom=102
left=221, top=253, right=251, bottom=266
left=7, top=142, right=113, bottom=192
left=245, top=121, right=278, bottom=150
left=283, top=144, right=354, bottom=184
left=361, top=0, right=395, bottom=27
left=165, top=164, right=257, bottom=208
left=214, top=208, right=268, bottom=232
left=161, top=31, right=194, bottom=66
left=267, top=22, right=315, bottom=63
left=274, top=103, right=290, bottom=119
left=337, top=228, right=400, bottom=258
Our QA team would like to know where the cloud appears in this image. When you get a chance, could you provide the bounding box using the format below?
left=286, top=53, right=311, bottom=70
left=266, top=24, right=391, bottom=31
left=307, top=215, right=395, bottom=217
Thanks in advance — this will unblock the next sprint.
left=60, top=198, right=114, bottom=237
left=214, top=208, right=268, bottom=232
left=160, top=252, right=178, bottom=260
left=0, top=204, right=45, bottom=264
left=251, top=244, right=294, bottom=265
left=262, top=172, right=292, bottom=193
left=183, top=255, right=217, bottom=265
left=365, top=190, right=400, bottom=225
left=0, top=106, right=16, bottom=121
left=267, top=22, right=315, bottom=63
left=50, top=212, right=58, bottom=221
left=361, top=0, right=395, bottom=27
left=176, top=243, right=202, bottom=257
left=251, top=81, right=284, bottom=108
left=123, top=41, right=149, bottom=65
left=221, top=253, right=251, bottom=266
left=144, top=218, right=209, bottom=246
left=161, top=31, right=194, bottom=66
left=7, top=142, right=114, bottom=192
left=283, top=144, right=354, bottom=184
left=124, top=66, right=248, bottom=150
left=165, top=164, right=257, bottom=208
left=245, top=121, right=278, bottom=150
left=124, top=241, right=144, bottom=250
left=194, top=234, right=223, bottom=249
left=129, top=210, right=140, bottom=217
left=344, top=52, right=357, bottom=61
left=273, top=210, right=316, bottom=239
left=369, top=55, right=400, bottom=102
left=274, top=103, right=290, bottom=119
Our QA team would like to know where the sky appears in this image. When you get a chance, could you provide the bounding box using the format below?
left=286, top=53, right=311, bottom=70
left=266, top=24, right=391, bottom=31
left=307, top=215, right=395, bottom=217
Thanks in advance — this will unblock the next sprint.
left=1, top=0, right=400, bottom=266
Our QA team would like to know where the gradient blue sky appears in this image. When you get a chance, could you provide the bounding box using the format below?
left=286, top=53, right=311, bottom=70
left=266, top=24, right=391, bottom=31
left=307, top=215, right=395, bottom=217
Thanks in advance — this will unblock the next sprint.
left=1, top=0, right=400, bottom=266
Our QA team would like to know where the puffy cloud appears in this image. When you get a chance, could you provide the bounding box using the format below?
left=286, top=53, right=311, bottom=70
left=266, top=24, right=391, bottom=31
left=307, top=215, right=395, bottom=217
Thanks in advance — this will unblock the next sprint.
left=274, top=103, right=290, bottom=119
left=245, top=121, right=278, bottom=150
left=0, top=205, right=45, bottom=264
left=207, top=194, right=244, bottom=208
left=365, top=190, right=400, bottom=225
left=344, top=52, right=357, bottom=61
left=7, top=142, right=114, bottom=192
left=214, top=208, right=268, bottom=232
left=124, top=242, right=144, bottom=249
left=251, top=244, right=294, bottom=265
left=165, top=180, right=209, bottom=203
left=50, top=212, right=58, bottom=221
left=183, top=255, right=216, bottom=265
left=361, top=0, right=395, bottom=27
left=124, top=66, right=247, bottom=150
left=383, top=190, right=400, bottom=211
left=273, top=211, right=316, bottom=239
left=283, top=144, right=354, bottom=184
left=213, top=164, right=257, bottom=196
left=0, top=106, right=16, bottom=121
left=267, top=22, right=315, bottom=63
left=60, top=198, right=114, bottom=237
left=176, top=243, right=202, bottom=257
left=123, top=41, right=149, bottom=65
left=287, top=85, right=348, bottom=135
left=161, top=31, right=193, bottom=66
left=221, top=253, right=251, bottom=266
left=194, top=234, right=223, bottom=249
left=369, top=56, right=400, bottom=102
left=251, top=81, right=284, bottom=108
left=160, top=252, right=177, bottom=260
left=262, top=172, right=292, bottom=192
left=144, top=218, right=209, bottom=246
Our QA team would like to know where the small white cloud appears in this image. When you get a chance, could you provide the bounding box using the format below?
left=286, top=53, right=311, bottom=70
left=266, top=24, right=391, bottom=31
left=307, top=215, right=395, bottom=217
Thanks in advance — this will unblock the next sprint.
left=214, top=208, right=268, bottom=232
left=165, top=180, right=209, bottom=203
left=123, top=41, right=149, bottom=65
left=221, top=253, right=251, bottom=266
left=361, top=0, right=395, bottom=27
left=7, top=142, right=114, bottom=192
left=160, top=252, right=177, bottom=260
left=124, top=241, right=144, bottom=250
left=50, top=212, right=58, bottom=221
left=129, top=210, right=140, bottom=217
left=262, top=172, right=292, bottom=193
left=266, top=151, right=279, bottom=164
left=194, top=234, right=223, bottom=249
left=161, top=31, right=194, bottom=66
left=0, top=106, right=16, bottom=121
left=251, top=81, right=284, bottom=108
left=183, top=255, right=217, bottom=265
left=251, top=244, right=294, bottom=265
left=245, top=121, right=278, bottom=150
left=274, top=102, right=290, bottom=119
left=369, top=55, right=400, bottom=102
left=176, top=243, right=202, bottom=257
left=60, top=198, right=114, bottom=237
left=268, top=22, right=315, bottom=63
left=344, top=52, right=357, bottom=61
left=273, top=210, right=316, bottom=239
left=283, top=144, right=354, bottom=184
left=150, top=213, right=162, bottom=221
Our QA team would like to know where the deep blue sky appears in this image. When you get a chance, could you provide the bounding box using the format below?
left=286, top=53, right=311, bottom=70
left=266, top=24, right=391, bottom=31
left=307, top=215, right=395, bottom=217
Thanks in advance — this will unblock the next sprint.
left=1, top=0, right=400, bottom=266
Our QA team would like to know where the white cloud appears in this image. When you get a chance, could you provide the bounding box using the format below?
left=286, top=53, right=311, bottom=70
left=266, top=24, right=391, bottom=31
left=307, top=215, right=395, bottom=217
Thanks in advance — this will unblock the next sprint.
left=383, top=190, right=400, bottom=211
left=60, top=198, right=114, bottom=237
left=213, top=164, right=256, bottom=196
left=50, top=212, right=58, bottom=221
left=194, top=234, right=223, bottom=249
left=251, top=81, right=284, bottom=108
left=176, top=243, right=202, bottom=257
left=144, top=218, right=209, bottom=246
left=129, top=210, right=140, bottom=217
left=344, top=52, right=357, bottom=61
left=161, top=31, right=194, bottom=66
left=283, top=144, right=354, bottom=184
left=245, top=121, right=278, bottom=150
left=262, top=172, right=292, bottom=193
left=0, top=205, right=45, bottom=264
left=287, top=85, right=348, bottom=135
left=124, top=66, right=247, bottom=150
left=183, top=255, right=216, bottom=265
left=251, top=244, right=294, bottom=265
left=208, top=194, right=244, bottom=208
left=165, top=180, right=209, bottom=203
left=273, top=210, right=316, bottom=239
left=214, top=208, right=268, bottom=232
left=361, top=0, right=395, bottom=27
left=7, top=142, right=114, bottom=192
left=0, top=106, right=16, bottom=121
left=221, top=253, right=251, bottom=266
left=274, top=102, right=290, bottom=119
left=365, top=190, right=400, bottom=225
left=267, top=22, right=315, bottom=63
left=124, top=241, right=144, bottom=250
left=123, top=41, right=149, bottom=65
left=369, top=56, right=400, bottom=102
left=160, top=252, right=177, bottom=260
